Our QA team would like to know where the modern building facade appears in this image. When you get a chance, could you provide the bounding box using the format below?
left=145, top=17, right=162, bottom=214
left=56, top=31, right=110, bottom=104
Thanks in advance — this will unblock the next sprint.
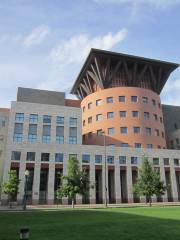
left=1, top=49, right=180, bottom=205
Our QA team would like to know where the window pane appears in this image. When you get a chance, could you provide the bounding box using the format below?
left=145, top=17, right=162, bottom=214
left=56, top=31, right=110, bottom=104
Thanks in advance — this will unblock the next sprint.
left=56, top=136, right=64, bottom=144
left=96, top=114, right=103, bottom=121
left=56, top=126, right=64, bottom=136
left=82, top=154, right=90, bottom=163
left=142, top=97, right=148, bottom=103
left=11, top=151, right=21, bottom=160
left=133, top=127, right=140, bottom=134
left=96, top=99, right=102, bottom=106
left=69, top=117, right=77, bottom=127
left=119, top=96, right=125, bottom=102
left=15, top=113, right=24, bottom=122
left=14, top=123, right=23, bottom=134
left=107, top=155, right=114, bottom=164
left=95, top=155, right=102, bottom=163
left=107, top=112, right=114, bottom=119
left=43, top=115, right=51, bottom=124
left=29, top=114, right=38, bottom=123
left=132, top=111, right=139, bottom=118
left=26, top=152, right=35, bottom=161
left=55, top=153, right=63, bottom=162
left=120, top=111, right=126, bottom=118
left=41, top=153, right=50, bottom=161
left=144, top=112, right=150, bottom=119
left=153, top=158, right=159, bottom=165
left=120, top=127, right=127, bottom=134
left=131, top=157, right=138, bottom=164
left=56, top=116, right=64, bottom=125
left=108, top=128, right=114, bottom=135
left=119, top=156, right=126, bottom=164
left=43, top=125, right=51, bottom=136
left=135, top=143, right=141, bottom=148
left=69, top=136, right=77, bottom=144
left=131, top=96, right=137, bottom=102
left=28, top=124, right=37, bottom=135
left=107, top=97, right=113, bottom=103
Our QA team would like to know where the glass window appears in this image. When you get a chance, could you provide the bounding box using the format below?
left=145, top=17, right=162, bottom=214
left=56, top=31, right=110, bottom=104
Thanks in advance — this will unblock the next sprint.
left=15, top=113, right=24, bottom=122
left=107, top=97, right=113, bottom=103
left=153, top=158, right=159, bottom=165
left=144, top=112, right=150, bottom=119
left=97, top=129, right=103, bottom=136
left=120, top=127, right=127, bottom=134
left=14, top=123, right=23, bottom=134
left=160, top=117, right=163, bottom=123
left=56, top=126, right=64, bottom=136
left=162, top=132, right=165, bottom=138
left=88, top=102, right=92, bottom=109
left=135, top=143, right=141, bottom=148
left=42, top=135, right=50, bottom=143
left=176, top=138, right=179, bottom=144
left=174, top=158, right=179, bottom=166
left=107, top=156, right=114, bottom=164
left=120, top=111, right=126, bottom=118
left=11, top=151, right=21, bottom=161
left=155, top=129, right=160, bottom=136
left=145, top=127, right=151, bottom=136
left=55, top=153, right=63, bottom=163
left=121, top=143, right=129, bottom=147
left=56, top=116, right=64, bottom=125
left=69, top=117, right=77, bottom=127
left=164, top=158, right=169, bottom=165
left=28, top=124, right=37, bottom=135
left=153, top=114, right=158, bottom=121
left=142, top=97, right=148, bottom=103
left=96, top=99, right=102, bottom=106
left=69, top=154, right=77, bottom=160
left=131, top=157, right=138, bottom=164
left=133, top=127, right=140, bottom=134
left=82, top=154, right=90, bottom=163
left=69, top=127, right=77, bottom=137
left=69, top=136, right=77, bottom=144
left=41, top=153, right=50, bottom=162
left=26, top=152, right=35, bottom=161
left=147, top=144, right=153, bottom=149
left=119, top=96, right=125, bottom=102
left=131, top=96, right=137, bottom=102
left=88, top=117, right=92, bottom=124
left=13, top=134, right=23, bottom=143
left=42, top=125, right=51, bottom=143
left=108, top=128, right=114, bottom=135
left=29, top=114, right=38, bottom=123
left=107, top=112, right=114, bottom=119
left=28, top=134, right=37, bottom=143
left=43, top=115, right=51, bottom=124
left=83, top=120, right=85, bottom=126
left=132, top=111, right=139, bottom=118
left=119, top=156, right=126, bottom=164
left=152, top=99, right=156, bottom=106
left=95, top=155, right=102, bottom=164
left=96, top=114, right=103, bottom=121
left=83, top=106, right=85, bottom=112
left=56, top=136, right=64, bottom=144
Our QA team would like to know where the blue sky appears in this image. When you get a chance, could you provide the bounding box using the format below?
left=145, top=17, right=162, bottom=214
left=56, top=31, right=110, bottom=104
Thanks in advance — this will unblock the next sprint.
left=0, top=0, right=180, bottom=107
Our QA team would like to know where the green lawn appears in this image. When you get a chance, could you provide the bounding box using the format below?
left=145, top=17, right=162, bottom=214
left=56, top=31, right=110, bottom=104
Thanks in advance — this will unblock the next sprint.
left=0, top=206, right=180, bottom=240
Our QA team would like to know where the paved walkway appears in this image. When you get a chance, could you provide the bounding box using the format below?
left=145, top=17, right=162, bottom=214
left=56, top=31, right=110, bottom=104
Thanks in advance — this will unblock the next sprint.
left=1, top=202, right=180, bottom=211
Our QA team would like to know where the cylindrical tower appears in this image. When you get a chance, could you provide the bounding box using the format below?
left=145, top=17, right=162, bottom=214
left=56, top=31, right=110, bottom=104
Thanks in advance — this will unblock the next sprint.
left=71, top=49, right=178, bottom=149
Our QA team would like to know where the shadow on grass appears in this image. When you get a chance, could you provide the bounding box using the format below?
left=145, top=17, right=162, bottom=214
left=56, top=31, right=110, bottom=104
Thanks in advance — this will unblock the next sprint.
left=0, top=207, right=180, bottom=240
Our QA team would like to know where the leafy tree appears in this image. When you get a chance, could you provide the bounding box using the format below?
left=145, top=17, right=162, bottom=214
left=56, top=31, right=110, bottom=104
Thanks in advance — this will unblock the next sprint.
left=0, top=170, right=20, bottom=207
left=56, top=157, right=89, bottom=208
left=134, top=156, right=167, bottom=206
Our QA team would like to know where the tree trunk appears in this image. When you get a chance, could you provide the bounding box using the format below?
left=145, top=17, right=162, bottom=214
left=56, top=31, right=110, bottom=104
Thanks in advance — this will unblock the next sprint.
left=72, top=198, right=75, bottom=209
left=149, top=196, right=152, bottom=207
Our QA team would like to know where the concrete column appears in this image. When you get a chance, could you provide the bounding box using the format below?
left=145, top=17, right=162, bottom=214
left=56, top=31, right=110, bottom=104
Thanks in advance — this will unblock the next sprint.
left=90, top=162, right=96, bottom=204
left=32, top=163, right=41, bottom=205
left=170, top=158, right=178, bottom=202
left=127, top=158, right=133, bottom=203
left=102, top=157, right=109, bottom=204
left=115, top=164, right=121, bottom=203
left=47, top=162, right=55, bottom=204
left=160, top=158, right=168, bottom=202
left=17, top=153, right=26, bottom=205
left=62, top=160, right=68, bottom=205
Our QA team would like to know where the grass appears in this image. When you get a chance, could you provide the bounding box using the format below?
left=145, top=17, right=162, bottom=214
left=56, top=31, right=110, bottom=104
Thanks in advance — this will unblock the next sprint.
left=0, top=206, right=180, bottom=240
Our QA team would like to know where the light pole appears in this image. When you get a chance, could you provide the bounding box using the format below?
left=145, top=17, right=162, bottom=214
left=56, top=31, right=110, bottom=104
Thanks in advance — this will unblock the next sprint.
left=23, top=170, right=29, bottom=211
left=101, top=131, right=107, bottom=208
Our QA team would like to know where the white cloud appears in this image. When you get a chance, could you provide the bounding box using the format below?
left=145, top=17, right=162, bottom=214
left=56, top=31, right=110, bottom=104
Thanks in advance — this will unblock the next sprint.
left=162, top=78, right=180, bottom=106
left=50, top=28, right=128, bottom=64
left=23, top=25, right=50, bottom=48
left=93, top=0, right=180, bottom=8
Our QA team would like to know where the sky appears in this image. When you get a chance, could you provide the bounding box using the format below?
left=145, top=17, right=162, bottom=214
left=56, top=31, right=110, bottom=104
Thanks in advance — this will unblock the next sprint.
left=0, top=0, right=180, bottom=107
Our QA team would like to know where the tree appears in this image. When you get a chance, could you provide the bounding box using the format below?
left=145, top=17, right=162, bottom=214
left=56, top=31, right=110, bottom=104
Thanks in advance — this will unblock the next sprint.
left=56, top=157, right=89, bottom=208
left=134, top=156, right=167, bottom=206
left=0, top=170, right=20, bottom=207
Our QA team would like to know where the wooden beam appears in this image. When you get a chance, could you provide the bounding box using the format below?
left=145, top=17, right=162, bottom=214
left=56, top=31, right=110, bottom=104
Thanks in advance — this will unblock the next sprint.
left=80, top=82, right=90, bottom=95
left=79, top=85, right=85, bottom=98
left=139, top=64, right=148, bottom=80
left=104, top=58, right=111, bottom=85
left=87, top=70, right=100, bottom=87
left=83, top=78, right=91, bottom=94
left=86, top=73, right=93, bottom=93
left=123, top=60, right=130, bottom=85
left=108, top=61, right=122, bottom=83
left=149, top=66, right=156, bottom=91
left=77, top=89, right=82, bottom=100
left=94, top=56, right=104, bottom=84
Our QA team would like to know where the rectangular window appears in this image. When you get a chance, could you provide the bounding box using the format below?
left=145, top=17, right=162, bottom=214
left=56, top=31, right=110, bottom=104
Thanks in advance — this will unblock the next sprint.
left=41, top=153, right=50, bottom=162
left=131, top=96, right=137, bottom=102
left=69, top=117, right=77, bottom=127
left=96, top=114, right=103, bottom=121
left=133, top=127, right=140, bottom=134
left=42, top=136, right=50, bottom=143
left=147, top=144, right=153, bottom=149
left=96, top=99, right=102, bottom=106
left=160, top=117, right=163, bottom=123
left=95, top=155, right=102, bottom=164
left=15, top=113, right=24, bottom=122
left=82, top=154, right=90, bottom=163
left=119, top=156, right=126, bottom=164
left=144, top=112, right=150, bottom=119
left=153, top=158, right=159, bottom=165
left=83, top=106, right=85, bottom=112
left=97, top=129, right=103, bottom=136
left=56, top=136, right=64, bottom=144
left=56, top=116, right=64, bottom=125
left=29, top=114, right=38, bottom=123
left=174, top=158, right=179, bottom=166
left=42, top=125, right=51, bottom=143
left=145, top=127, right=151, bottom=136
left=162, top=132, right=165, bottom=138
left=119, top=111, right=126, bottom=118
left=88, top=117, right=92, bottom=124
left=11, top=151, right=21, bottom=161
left=55, top=153, right=63, bottom=163
left=152, top=99, right=156, bottom=106
left=121, top=143, right=129, bottom=147
left=107, top=112, right=114, bottom=119
left=28, top=134, right=37, bottom=143
left=120, top=127, right=127, bottom=134
left=69, top=136, right=77, bottom=144
left=153, top=114, right=158, bottom=121
left=107, top=97, right=113, bottom=103
left=107, top=155, right=114, bottom=164
left=135, top=143, right=141, bottom=148
left=56, top=126, right=64, bottom=144
left=176, top=138, right=179, bottom=144
left=132, top=111, right=139, bottom=118
left=69, top=127, right=77, bottom=144
left=142, top=97, right=148, bottom=103
left=108, top=127, right=114, bottom=135
left=28, top=124, right=37, bottom=135
left=14, top=123, right=23, bottom=142
left=69, top=154, right=77, bottom=160
left=26, top=152, right=35, bottom=161
left=131, top=157, right=138, bottom=164
left=164, top=158, right=169, bottom=165
left=155, top=129, right=160, bottom=137
left=43, top=115, right=51, bottom=124
left=119, top=96, right=125, bottom=102
left=88, top=102, right=92, bottom=109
